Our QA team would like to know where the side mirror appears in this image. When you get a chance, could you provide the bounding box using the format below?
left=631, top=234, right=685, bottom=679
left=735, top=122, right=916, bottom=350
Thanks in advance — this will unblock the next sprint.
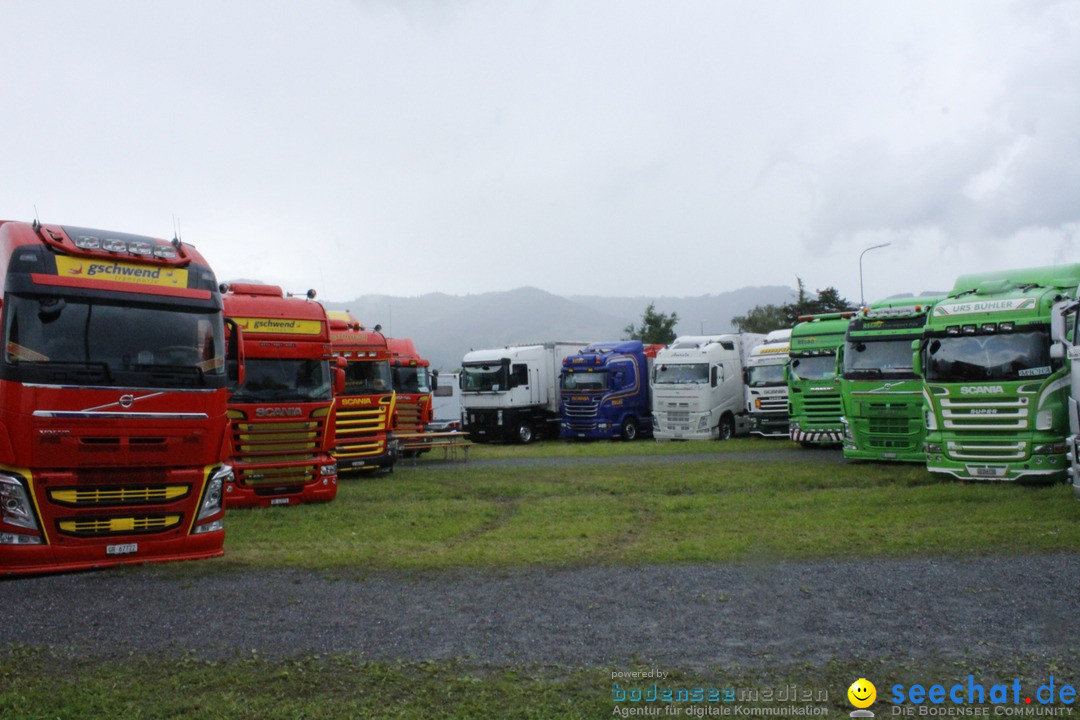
left=1050, top=301, right=1072, bottom=343
left=334, top=367, right=346, bottom=395
left=911, top=339, right=923, bottom=378
left=431, top=370, right=439, bottom=393
left=225, top=318, right=245, bottom=391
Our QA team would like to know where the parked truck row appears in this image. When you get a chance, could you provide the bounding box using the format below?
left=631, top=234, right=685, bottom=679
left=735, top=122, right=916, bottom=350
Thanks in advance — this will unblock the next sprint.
left=3, top=215, right=1079, bottom=576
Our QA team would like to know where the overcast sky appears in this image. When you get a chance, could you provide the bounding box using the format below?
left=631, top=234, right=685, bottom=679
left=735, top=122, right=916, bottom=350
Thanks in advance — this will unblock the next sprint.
left=2, top=0, right=1078, bottom=305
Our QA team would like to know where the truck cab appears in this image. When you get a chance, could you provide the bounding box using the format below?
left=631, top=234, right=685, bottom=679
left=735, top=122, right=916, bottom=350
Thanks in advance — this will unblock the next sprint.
left=560, top=341, right=660, bottom=441
left=652, top=334, right=764, bottom=441
left=222, top=283, right=338, bottom=507
left=838, top=295, right=940, bottom=462
left=328, top=311, right=398, bottom=471
left=744, top=328, right=791, bottom=438
left=786, top=313, right=853, bottom=446
left=918, top=265, right=1080, bottom=482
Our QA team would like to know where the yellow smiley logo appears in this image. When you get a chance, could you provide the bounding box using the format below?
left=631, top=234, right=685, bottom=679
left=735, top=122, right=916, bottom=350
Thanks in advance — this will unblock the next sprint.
left=848, top=678, right=876, bottom=709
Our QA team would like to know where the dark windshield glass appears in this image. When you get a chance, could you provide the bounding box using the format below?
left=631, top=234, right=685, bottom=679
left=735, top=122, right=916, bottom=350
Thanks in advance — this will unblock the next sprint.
left=462, top=364, right=508, bottom=391
left=3, top=294, right=225, bottom=388
left=561, top=370, right=607, bottom=391
left=748, top=364, right=786, bottom=387
left=653, top=363, right=708, bottom=384
left=231, top=358, right=330, bottom=402
left=343, top=359, right=392, bottom=395
left=843, top=338, right=916, bottom=379
left=925, top=330, right=1053, bottom=382
left=392, top=365, right=430, bottom=393
left=789, top=355, right=837, bottom=381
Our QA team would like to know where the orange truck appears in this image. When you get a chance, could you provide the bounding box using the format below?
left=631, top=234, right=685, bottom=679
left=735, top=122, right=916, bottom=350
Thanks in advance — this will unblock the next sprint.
left=222, top=284, right=339, bottom=507
left=328, top=311, right=397, bottom=471
left=388, top=337, right=435, bottom=436
left=0, top=220, right=231, bottom=574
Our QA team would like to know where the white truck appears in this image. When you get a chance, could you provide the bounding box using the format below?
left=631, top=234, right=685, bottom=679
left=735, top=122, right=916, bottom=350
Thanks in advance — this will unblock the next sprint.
left=460, top=342, right=586, bottom=443
left=744, top=328, right=792, bottom=438
left=651, top=333, right=766, bottom=440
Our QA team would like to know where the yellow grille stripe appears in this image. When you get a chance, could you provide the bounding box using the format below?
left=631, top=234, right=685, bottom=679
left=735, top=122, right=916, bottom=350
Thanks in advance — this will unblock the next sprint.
left=49, top=486, right=188, bottom=505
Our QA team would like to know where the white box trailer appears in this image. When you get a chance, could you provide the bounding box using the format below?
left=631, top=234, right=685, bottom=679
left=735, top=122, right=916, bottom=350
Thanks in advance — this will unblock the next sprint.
left=460, top=342, right=587, bottom=443
left=651, top=333, right=765, bottom=440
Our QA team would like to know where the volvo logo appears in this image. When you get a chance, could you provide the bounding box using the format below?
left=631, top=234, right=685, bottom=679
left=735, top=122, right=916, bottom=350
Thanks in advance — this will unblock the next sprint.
left=119, top=394, right=135, bottom=408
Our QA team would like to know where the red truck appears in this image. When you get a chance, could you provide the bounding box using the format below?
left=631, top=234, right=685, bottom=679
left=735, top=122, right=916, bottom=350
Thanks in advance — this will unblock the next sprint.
left=222, top=283, right=339, bottom=507
left=0, top=220, right=231, bottom=574
left=328, top=311, right=398, bottom=471
left=388, top=337, right=435, bottom=436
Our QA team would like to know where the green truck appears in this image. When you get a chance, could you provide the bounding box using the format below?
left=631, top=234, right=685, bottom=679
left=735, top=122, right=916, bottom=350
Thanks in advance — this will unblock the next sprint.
left=917, top=264, right=1080, bottom=482
left=786, top=313, right=853, bottom=446
left=839, top=295, right=941, bottom=462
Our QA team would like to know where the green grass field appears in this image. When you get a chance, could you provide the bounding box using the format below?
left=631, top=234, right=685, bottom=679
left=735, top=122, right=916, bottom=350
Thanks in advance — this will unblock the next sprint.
left=210, top=439, right=1080, bottom=573
left=5, top=439, right=1080, bottom=719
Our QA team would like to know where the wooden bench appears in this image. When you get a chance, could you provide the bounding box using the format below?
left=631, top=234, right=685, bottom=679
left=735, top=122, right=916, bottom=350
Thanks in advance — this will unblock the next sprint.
left=396, top=431, right=474, bottom=462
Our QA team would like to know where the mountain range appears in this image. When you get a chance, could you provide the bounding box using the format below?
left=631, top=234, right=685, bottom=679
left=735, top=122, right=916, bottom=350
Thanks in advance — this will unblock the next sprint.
left=320, top=285, right=795, bottom=371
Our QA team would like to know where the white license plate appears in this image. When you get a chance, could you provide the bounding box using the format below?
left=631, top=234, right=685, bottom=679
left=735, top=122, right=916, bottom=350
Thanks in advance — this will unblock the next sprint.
left=270, top=498, right=290, bottom=506
left=106, top=543, right=138, bottom=556
left=971, top=466, right=1007, bottom=478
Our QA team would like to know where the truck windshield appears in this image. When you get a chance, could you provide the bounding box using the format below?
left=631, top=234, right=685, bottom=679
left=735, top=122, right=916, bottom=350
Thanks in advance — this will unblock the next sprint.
left=789, top=355, right=837, bottom=381
left=462, top=363, right=509, bottom=392
left=747, top=364, right=786, bottom=387
left=3, top=293, right=225, bottom=388
left=653, top=363, right=708, bottom=384
left=924, top=330, right=1053, bottom=382
left=562, top=370, right=607, bottom=391
left=231, top=359, right=331, bottom=402
left=392, top=365, right=431, bottom=393
left=843, top=338, right=916, bottom=379
left=343, top=359, right=393, bottom=395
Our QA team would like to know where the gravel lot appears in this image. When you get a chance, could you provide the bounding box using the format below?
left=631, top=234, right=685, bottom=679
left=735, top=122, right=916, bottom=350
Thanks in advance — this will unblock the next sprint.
left=4, top=554, right=1079, bottom=667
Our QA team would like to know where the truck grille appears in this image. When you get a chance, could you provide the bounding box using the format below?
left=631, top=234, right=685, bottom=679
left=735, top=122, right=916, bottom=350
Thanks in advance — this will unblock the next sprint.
left=946, top=440, right=1028, bottom=461
left=756, top=396, right=787, bottom=412
left=799, top=393, right=842, bottom=423
left=49, top=485, right=190, bottom=506
left=56, top=514, right=182, bottom=537
left=395, top=397, right=425, bottom=433
left=941, top=397, right=1028, bottom=430
left=335, top=397, right=393, bottom=458
left=230, top=417, right=327, bottom=487
left=563, top=400, right=599, bottom=419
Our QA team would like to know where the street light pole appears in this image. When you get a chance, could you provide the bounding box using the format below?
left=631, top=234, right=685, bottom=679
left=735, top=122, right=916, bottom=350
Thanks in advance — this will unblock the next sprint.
left=859, top=243, right=891, bottom=308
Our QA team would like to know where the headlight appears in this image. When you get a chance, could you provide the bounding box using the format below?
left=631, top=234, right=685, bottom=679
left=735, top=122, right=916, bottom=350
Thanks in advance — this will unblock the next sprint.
left=197, top=465, right=231, bottom=521
left=1033, top=442, right=1067, bottom=455
left=0, top=475, right=40, bottom=531
left=320, top=463, right=337, bottom=476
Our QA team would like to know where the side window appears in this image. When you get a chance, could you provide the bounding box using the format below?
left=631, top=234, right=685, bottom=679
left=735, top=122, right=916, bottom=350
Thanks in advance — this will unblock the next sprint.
left=512, top=363, right=529, bottom=387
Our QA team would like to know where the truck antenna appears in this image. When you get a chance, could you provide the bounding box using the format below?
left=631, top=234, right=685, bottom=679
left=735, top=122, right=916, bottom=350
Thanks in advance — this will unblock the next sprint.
left=172, top=214, right=182, bottom=244
left=32, top=206, right=40, bottom=231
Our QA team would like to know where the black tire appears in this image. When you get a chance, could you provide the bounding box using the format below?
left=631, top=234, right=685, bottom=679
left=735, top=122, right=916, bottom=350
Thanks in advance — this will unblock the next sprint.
left=621, top=417, right=639, bottom=442
left=718, top=415, right=735, bottom=441
left=517, top=424, right=534, bottom=444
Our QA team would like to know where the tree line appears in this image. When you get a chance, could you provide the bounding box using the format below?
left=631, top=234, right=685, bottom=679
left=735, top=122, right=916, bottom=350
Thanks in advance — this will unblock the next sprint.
left=624, top=279, right=854, bottom=344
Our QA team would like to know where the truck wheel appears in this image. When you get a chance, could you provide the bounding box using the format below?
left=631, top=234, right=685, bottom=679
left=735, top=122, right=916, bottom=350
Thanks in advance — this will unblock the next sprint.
left=621, top=417, right=638, bottom=442
left=718, top=415, right=735, bottom=441
left=517, top=424, right=534, bottom=444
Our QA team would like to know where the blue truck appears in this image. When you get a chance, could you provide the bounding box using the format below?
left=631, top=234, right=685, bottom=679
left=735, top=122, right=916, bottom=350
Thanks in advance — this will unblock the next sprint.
left=559, top=341, right=659, bottom=441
